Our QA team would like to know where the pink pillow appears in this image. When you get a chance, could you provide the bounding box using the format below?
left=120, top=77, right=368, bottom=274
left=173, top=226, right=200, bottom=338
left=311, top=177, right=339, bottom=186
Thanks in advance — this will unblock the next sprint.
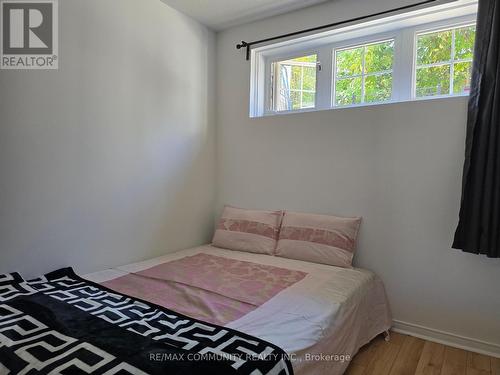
left=276, top=211, right=361, bottom=268
left=212, top=206, right=283, bottom=255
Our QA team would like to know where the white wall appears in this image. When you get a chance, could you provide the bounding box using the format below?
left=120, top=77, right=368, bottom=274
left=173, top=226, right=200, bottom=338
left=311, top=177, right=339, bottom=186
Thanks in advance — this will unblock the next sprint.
left=216, top=0, right=500, bottom=348
left=0, top=0, right=216, bottom=278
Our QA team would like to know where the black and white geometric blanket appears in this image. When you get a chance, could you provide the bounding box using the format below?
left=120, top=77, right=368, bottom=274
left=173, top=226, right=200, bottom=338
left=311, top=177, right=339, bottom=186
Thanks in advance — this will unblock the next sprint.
left=0, top=268, right=293, bottom=374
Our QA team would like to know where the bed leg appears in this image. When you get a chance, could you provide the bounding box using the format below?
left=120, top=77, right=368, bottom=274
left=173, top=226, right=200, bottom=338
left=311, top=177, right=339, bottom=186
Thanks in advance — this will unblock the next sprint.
left=383, top=330, right=391, bottom=342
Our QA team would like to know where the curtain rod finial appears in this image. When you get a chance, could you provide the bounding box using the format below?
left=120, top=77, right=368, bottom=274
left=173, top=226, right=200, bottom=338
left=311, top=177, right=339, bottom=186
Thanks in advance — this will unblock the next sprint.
left=236, top=41, right=248, bottom=49
left=236, top=41, right=251, bottom=61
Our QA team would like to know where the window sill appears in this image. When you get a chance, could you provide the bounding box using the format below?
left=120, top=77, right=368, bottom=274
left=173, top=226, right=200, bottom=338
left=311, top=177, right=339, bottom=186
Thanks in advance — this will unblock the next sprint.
left=256, top=94, right=469, bottom=118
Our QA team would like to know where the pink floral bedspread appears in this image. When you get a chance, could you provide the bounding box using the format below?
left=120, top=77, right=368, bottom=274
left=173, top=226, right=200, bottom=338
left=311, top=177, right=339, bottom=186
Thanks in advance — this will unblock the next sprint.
left=102, top=253, right=307, bottom=325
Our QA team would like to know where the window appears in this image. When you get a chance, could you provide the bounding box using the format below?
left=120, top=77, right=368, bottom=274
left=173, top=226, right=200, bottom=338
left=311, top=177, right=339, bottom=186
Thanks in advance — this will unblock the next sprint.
left=415, top=25, right=476, bottom=98
left=272, top=54, right=317, bottom=112
left=334, top=40, right=394, bottom=106
left=250, top=0, right=478, bottom=117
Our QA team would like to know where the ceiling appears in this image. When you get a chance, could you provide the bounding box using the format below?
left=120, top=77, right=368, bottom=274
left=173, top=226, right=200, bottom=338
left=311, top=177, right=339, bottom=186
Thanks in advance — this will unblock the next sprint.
left=160, top=0, right=331, bottom=30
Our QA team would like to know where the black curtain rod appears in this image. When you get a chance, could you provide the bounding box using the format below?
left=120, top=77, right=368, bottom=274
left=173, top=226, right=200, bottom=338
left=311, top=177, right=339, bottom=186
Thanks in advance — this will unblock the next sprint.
left=236, top=0, right=442, bottom=60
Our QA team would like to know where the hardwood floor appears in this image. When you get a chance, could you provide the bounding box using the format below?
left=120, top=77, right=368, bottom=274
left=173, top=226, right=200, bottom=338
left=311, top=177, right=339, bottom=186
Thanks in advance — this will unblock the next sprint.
left=345, top=332, right=500, bottom=375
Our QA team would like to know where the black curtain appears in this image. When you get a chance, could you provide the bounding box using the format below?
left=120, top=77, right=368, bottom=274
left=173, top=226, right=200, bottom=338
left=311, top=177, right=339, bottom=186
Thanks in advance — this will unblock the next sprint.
left=453, top=0, right=500, bottom=257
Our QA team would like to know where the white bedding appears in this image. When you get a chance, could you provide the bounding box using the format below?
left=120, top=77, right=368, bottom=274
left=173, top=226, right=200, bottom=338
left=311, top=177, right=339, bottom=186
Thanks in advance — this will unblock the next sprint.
left=85, top=245, right=392, bottom=375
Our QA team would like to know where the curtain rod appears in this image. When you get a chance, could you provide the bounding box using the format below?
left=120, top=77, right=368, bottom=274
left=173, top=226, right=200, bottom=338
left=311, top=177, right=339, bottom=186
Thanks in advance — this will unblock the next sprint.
left=236, top=0, right=442, bottom=60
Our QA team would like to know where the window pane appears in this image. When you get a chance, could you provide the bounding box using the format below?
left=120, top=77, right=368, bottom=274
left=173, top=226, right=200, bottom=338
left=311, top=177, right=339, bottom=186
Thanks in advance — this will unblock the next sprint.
left=274, top=65, right=291, bottom=111
left=335, top=77, right=362, bottom=106
left=303, top=66, right=316, bottom=91
left=336, top=47, right=363, bottom=77
left=290, top=91, right=301, bottom=110
left=365, top=74, right=393, bottom=103
left=365, top=41, right=394, bottom=73
left=455, top=26, right=475, bottom=60
left=302, top=92, right=315, bottom=108
left=294, top=55, right=317, bottom=63
left=417, top=30, right=452, bottom=65
left=291, top=66, right=302, bottom=90
left=273, top=54, right=317, bottom=112
left=416, top=65, right=451, bottom=97
left=454, top=61, right=472, bottom=94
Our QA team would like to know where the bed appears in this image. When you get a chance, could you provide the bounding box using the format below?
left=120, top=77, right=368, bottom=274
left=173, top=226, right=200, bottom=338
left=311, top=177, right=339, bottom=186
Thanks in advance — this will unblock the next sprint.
left=84, top=244, right=392, bottom=375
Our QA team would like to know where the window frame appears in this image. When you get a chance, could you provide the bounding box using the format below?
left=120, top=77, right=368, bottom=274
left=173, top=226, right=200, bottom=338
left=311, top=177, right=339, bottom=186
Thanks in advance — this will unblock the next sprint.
left=268, top=51, right=320, bottom=113
left=250, top=0, right=477, bottom=118
left=332, top=37, right=397, bottom=108
left=412, top=22, right=476, bottom=100
left=276, top=58, right=317, bottom=110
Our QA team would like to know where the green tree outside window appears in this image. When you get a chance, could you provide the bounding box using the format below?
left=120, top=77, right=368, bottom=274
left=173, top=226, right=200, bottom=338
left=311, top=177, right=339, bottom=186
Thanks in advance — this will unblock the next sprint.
left=415, top=25, right=475, bottom=97
left=334, top=40, right=394, bottom=106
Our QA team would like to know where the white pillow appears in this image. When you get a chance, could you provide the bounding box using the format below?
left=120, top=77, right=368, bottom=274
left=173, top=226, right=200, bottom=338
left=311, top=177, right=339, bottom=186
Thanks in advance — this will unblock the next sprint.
left=276, top=211, right=361, bottom=268
left=212, top=206, right=283, bottom=255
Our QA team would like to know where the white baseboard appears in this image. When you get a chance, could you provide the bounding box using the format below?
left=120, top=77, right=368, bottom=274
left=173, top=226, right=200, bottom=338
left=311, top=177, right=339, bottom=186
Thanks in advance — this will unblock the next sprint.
left=392, top=320, right=500, bottom=359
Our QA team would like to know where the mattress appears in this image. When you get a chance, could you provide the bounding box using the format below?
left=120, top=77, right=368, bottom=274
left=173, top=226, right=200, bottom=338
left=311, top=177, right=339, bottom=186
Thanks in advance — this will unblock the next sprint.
left=85, top=245, right=392, bottom=375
